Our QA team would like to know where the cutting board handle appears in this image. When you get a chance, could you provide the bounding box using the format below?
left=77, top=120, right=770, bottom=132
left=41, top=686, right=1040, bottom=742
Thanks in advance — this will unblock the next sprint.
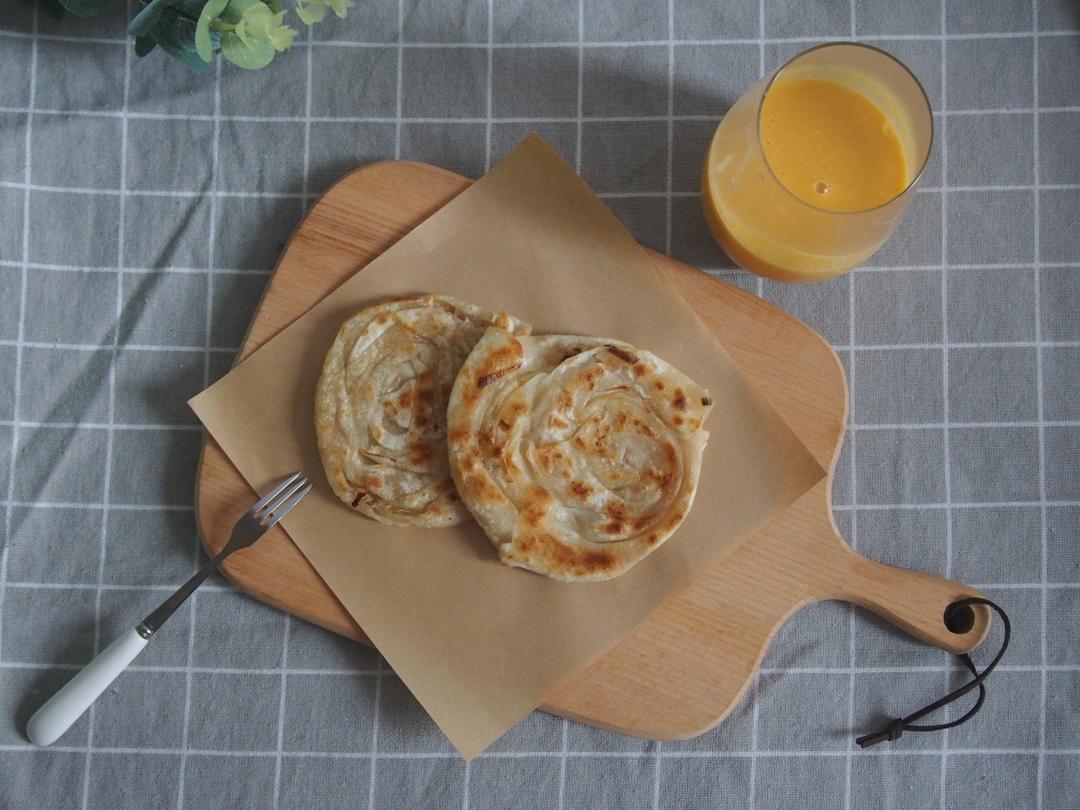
left=821, top=537, right=990, bottom=655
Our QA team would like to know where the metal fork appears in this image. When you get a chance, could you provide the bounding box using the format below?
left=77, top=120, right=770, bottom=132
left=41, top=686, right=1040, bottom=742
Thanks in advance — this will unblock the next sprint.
left=26, top=471, right=312, bottom=747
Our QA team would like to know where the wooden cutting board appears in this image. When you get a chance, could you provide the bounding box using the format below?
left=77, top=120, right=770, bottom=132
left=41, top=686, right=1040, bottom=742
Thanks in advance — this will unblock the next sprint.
left=195, top=161, right=989, bottom=740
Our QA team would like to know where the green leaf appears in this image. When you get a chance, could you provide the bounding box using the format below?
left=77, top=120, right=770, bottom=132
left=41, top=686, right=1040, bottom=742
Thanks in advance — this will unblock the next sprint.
left=295, top=0, right=349, bottom=26
left=329, top=0, right=353, bottom=17
left=295, top=1, right=325, bottom=24
left=220, top=29, right=275, bottom=69
left=220, top=0, right=259, bottom=23
left=151, top=8, right=208, bottom=71
left=128, top=0, right=168, bottom=37
left=36, top=0, right=67, bottom=21
left=56, top=0, right=117, bottom=17
left=195, top=0, right=229, bottom=62
left=134, top=34, right=157, bottom=56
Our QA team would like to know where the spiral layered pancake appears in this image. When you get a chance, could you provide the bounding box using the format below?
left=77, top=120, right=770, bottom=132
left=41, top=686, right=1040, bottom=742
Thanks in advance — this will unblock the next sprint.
left=447, top=329, right=712, bottom=581
left=315, top=296, right=530, bottom=527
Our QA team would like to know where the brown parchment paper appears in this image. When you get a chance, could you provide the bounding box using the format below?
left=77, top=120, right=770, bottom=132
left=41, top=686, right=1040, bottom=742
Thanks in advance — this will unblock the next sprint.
left=189, top=135, right=825, bottom=759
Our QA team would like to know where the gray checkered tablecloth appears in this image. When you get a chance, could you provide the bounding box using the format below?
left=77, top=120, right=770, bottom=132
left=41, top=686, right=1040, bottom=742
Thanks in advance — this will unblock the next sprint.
left=1, top=0, right=1078, bottom=807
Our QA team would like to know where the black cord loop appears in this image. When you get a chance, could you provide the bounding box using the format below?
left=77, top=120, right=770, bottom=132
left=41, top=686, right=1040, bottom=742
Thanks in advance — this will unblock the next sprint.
left=855, top=597, right=1011, bottom=748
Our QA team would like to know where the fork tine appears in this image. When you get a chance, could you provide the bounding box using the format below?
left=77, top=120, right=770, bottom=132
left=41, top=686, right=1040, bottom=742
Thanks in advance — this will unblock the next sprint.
left=260, top=481, right=312, bottom=528
left=251, top=471, right=304, bottom=514
left=255, top=474, right=309, bottom=520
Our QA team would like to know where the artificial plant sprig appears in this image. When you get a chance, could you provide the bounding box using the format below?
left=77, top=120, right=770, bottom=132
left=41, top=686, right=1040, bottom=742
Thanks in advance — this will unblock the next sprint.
left=35, top=0, right=352, bottom=71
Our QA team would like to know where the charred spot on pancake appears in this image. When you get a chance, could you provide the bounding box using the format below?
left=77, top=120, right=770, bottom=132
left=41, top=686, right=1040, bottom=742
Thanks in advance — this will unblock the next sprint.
left=521, top=502, right=547, bottom=527
left=528, top=484, right=553, bottom=504
left=407, top=440, right=434, bottom=465
left=701, top=396, right=712, bottom=406
left=569, top=480, right=592, bottom=498
left=605, top=501, right=627, bottom=519
left=351, top=491, right=368, bottom=508
left=673, top=389, right=687, bottom=410
left=605, top=345, right=638, bottom=365
left=477, top=362, right=522, bottom=388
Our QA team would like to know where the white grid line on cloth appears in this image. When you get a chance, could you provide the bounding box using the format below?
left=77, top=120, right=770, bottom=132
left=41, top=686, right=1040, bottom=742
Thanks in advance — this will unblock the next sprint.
left=271, top=616, right=291, bottom=810
left=574, top=0, right=584, bottom=176
left=367, top=655, right=382, bottom=810
left=0, top=181, right=317, bottom=198
left=269, top=17, right=316, bottom=808
left=366, top=4, right=404, bottom=802
left=0, top=0, right=37, bottom=682
left=7, top=258, right=1078, bottom=279
left=652, top=1, right=676, bottom=800
left=938, top=5, right=953, bottom=799
left=4, top=337, right=1080, bottom=355
left=3, top=27, right=1079, bottom=46
left=4, top=178, right=1079, bottom=199
left=0, top=422, right=205, bottom=431
left=0, top=260, right=270, bottom=275
left=749, top=3, right=765, bottom=806
left=750, top=262, right=1078, bottom=273
left=557, top=5, right=584, bottom=809
left=1, top=743, right=1077, bottom=758
left=0, top=341, right=244, bottom=353
left=557, top=715, right=568, bottom=810
left=176, top=54, right=224, bottom=810
left=79, top=1, right=132, bottom=799
left=484, top=0, right=493, bottom=173
left=4, top=503, right=199, bottom=512
left=831, top=501, right=1079, bottom=511
left=393, top=0, right=403, bottom=160
left=846, top=420, right=1080, bottom=430
left=0, top=661, right=378, bottom=674
left=8, top=578, right=1080, bottom=600
left=2, top=660, right=1075, bottom=676
left=8, top=336, right=1080, bottom=354
left=7, top=104, right=1080, bottom=121
left=837, top=341, right=1080, bottom=350
left=1032, top=2, right=1048, bottom=806
left=664, top=0, right=675, bottom=259
left=6, top=498, right=1080, bottom=516
left=456, top=4, right=495, bottom=797
left=845, top=11, right=858, bottom=809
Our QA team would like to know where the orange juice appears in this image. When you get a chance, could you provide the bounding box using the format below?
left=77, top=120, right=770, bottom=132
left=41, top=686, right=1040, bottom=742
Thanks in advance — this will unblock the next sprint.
left=759, top=79, right=907, bottom=213
left=701, top=44, right=932, bottom=282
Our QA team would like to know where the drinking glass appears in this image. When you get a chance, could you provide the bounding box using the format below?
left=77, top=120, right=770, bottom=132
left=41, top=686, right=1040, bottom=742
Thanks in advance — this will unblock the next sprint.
left=701, top=42, right=934, bottom=282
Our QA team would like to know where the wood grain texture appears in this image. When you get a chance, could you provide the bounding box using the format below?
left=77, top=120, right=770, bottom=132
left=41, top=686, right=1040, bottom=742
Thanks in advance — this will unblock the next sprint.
left=195, top=161, right=990, bottom=740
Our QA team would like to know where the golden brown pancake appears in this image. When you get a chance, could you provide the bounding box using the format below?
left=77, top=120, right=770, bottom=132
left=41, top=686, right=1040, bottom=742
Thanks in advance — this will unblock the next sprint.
left=315, top=296, right=529, bottom=527
left=447, top=328, right=712, bottom=580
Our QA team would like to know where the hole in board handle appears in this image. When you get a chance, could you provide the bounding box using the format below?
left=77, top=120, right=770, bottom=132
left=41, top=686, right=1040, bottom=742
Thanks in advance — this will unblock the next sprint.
left=944, top=602, right=976, bottom=635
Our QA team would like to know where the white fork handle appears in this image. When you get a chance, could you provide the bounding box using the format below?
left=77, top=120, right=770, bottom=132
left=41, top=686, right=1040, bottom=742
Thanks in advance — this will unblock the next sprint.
left=27, top=627, right=148, bottom=747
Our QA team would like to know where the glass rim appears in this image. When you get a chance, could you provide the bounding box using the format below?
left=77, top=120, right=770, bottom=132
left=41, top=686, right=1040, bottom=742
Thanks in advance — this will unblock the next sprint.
left=755, top=40, right=935, bottom=217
